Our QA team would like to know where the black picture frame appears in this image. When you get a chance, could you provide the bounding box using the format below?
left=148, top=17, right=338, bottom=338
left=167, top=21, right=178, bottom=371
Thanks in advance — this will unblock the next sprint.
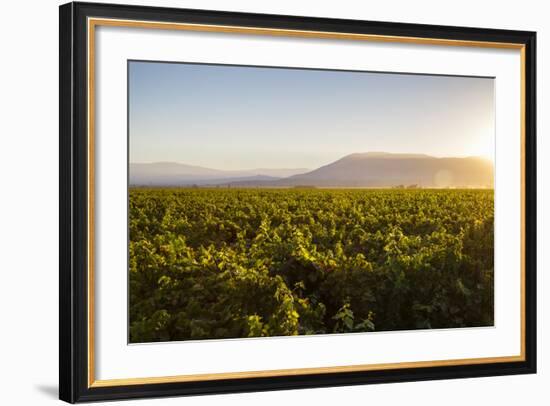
left=59, top=1, right=537, bottom=403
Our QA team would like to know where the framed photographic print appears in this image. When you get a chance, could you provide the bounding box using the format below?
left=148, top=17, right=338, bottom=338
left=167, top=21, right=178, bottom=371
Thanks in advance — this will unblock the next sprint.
left=59, top=1, right=537, bottom=403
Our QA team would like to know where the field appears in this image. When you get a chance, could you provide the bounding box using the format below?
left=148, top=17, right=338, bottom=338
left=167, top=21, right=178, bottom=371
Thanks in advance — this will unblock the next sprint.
left=129, top=188, right=494, bottom=343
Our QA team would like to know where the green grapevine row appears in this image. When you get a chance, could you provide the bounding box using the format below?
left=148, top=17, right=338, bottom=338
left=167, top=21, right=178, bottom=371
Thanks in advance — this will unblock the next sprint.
left=129, top=188, right=493, bottom=342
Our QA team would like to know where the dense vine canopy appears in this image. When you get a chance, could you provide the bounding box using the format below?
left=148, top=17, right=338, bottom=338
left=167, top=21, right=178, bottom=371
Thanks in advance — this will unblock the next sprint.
left=129, top=188, right=493, bottom=343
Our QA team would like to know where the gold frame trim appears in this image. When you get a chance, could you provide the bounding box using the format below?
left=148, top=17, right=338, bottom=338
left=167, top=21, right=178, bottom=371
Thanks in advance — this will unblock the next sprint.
left=87, top=17, right=527, bottom=388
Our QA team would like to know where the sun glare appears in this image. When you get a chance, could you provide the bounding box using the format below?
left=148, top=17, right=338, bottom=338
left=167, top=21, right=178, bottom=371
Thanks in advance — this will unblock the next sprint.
left=472, top=128, right=495, bottom=162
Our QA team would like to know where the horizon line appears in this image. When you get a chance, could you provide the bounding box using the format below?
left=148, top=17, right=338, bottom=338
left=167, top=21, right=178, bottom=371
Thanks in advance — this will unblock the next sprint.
left=129, top=151, right=494, bottom=171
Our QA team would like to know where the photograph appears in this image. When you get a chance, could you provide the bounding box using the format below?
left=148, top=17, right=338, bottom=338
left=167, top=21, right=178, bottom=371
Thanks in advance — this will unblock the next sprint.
left=128, top=60, right=495, bottom=343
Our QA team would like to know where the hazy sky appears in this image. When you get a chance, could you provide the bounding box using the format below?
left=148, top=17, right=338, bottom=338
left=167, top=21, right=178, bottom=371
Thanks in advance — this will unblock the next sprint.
left=129, top=61, right=494, bottom=170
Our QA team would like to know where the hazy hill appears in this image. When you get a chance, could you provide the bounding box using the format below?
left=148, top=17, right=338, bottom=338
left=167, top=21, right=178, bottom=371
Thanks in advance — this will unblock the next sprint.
left=273, top=152, right=494, bottom=188
left=130, top=153, right=493, bottom=188
left=129, top=162, right=309, bottom=186
left=227, top=152, right=493, bottom=188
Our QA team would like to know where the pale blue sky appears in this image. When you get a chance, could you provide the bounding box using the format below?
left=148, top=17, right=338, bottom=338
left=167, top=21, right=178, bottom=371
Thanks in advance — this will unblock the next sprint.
left=129, top=61, right=494, bottom=170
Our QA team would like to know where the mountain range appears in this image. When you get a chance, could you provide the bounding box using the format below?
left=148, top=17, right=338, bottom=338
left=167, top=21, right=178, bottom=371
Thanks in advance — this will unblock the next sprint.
left=129, top=162, right=309, bottom=186
left=130, top=152, right=494, bottom=188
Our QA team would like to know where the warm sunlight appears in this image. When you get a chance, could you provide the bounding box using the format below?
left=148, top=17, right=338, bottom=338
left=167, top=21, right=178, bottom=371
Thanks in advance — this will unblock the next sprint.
left=472, top=127, right=495, bottom=162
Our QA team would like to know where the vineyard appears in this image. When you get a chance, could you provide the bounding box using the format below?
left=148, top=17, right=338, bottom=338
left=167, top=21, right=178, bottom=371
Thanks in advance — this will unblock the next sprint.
left=129, top=188, right=494, bottom=343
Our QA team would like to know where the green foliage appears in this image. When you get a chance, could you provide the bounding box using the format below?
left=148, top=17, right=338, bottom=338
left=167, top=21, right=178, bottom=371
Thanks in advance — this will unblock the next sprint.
left=129, top=188, right=494, bottom=343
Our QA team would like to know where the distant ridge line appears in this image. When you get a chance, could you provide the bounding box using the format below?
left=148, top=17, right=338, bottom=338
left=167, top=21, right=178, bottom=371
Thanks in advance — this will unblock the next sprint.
left=130, top=152, right=494, bottom=188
